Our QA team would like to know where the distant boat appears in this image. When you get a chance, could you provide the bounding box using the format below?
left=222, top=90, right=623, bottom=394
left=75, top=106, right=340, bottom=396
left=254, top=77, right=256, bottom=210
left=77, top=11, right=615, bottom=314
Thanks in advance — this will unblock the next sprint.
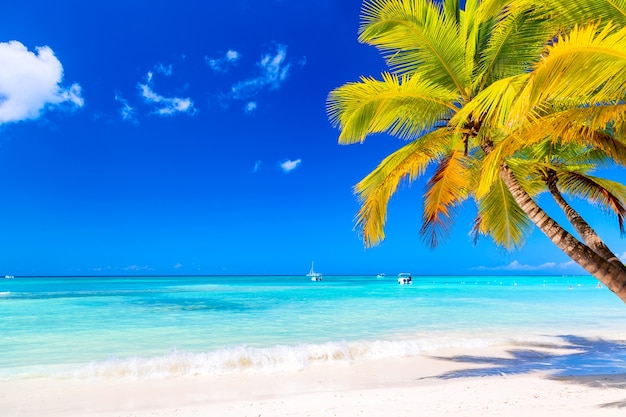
left=397, top=272, right=412, bottom=285
left=306, top=262, right=322, bottom=281
left=376, top=273, right=386, bottom=279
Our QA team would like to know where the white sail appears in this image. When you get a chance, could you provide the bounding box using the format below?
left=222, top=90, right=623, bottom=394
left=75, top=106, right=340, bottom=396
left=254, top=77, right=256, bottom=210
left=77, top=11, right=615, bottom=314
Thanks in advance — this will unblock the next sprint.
left=306, top=262, right=322, bottom=281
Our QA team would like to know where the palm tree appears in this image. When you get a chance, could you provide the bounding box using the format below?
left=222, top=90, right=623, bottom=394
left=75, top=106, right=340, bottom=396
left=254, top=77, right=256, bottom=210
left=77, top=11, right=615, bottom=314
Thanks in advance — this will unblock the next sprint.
left=460, top=18, right=626, bottom=297
left=327, top=0, right=626, bottom=301
left=498, top=140, right=626, bottom=266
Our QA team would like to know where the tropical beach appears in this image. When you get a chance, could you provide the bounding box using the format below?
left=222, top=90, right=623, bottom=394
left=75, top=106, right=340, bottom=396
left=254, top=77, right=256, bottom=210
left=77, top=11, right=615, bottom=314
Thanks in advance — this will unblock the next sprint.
left=1, top=275, right=626, bottom=416
left=3, top=347, right=626, bottom=417
left=4, top=0, right=626, bottom=415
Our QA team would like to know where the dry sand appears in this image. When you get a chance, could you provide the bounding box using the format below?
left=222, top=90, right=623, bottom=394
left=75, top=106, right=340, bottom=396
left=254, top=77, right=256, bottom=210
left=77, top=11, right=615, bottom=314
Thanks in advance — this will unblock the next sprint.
left=2, top=343, right=625, bottom=416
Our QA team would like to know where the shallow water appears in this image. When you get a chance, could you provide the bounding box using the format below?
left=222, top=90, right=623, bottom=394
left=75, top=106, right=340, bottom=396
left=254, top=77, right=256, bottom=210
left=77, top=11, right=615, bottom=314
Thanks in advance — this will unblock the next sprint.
left=1, top=275, right=624, bottom=379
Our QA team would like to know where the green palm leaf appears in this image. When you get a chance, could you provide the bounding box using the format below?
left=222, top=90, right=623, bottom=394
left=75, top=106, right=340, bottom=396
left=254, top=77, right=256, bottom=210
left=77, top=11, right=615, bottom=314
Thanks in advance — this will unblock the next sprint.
left=475, top=2, right=554, bottom=92
left=538, top=0, right=626, bottom=30
left=452, top=74, right=528, bottom=131
left=475, top=175, right=532, bottom=249
left=517, top=23, right=626, bottom=110
left=359, top=0, right=470, bottom=94
left=327, top=72, right=459, bottom=144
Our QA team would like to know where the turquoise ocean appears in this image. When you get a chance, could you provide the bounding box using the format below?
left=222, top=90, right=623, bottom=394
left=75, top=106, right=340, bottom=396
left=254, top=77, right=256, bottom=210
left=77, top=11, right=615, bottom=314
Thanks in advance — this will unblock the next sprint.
left=1, top=275, right=625, bottom=380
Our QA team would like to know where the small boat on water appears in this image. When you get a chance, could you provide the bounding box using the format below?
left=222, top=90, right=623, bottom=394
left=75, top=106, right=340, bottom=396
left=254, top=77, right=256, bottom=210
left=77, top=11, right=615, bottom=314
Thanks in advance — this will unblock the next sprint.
left=306, top=262, right=322, bottom=281
left=397, top=272, right=412, bottom=285
left=376, top=273, right=386, bottom=279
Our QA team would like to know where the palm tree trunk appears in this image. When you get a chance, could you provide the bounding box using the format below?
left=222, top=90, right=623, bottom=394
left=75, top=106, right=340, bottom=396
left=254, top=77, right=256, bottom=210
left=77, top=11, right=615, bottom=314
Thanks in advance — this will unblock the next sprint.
left=500, top=164, right=626, bottom=303
left=545, top=174, right=625, bottom=268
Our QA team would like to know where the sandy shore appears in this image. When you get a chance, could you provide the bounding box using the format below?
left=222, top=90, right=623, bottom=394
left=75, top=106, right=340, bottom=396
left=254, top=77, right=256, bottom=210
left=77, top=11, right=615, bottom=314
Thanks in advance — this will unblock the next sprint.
left=2, top=340, right=625, bottom=417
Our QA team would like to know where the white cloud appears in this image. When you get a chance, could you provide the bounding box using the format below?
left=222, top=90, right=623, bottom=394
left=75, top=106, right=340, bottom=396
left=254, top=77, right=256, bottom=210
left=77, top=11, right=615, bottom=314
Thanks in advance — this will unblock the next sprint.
left=138, top=75, right=196, bottom=116
left=173, top=262, right=183, bottom=269
left=230, top=44, right=291, bottom=100
left=226, top=50, right=239, bottom=61
left=558, top=260, right=578, bottom=269
left=123, top=265, right=151, bottom=271
left=244, top=101, right=257, bottom=114
left=114, top=93, right=136, bottom=122
left=280, top=158, right=301, bottom=173
left=473, top=260, right=557, bottom=271
left=155, top=63, right=173, bottom=76
left=206, top=49, right=241, bottom=72
left=258, top=44, right=290, bottom=88
left=0, top=40, right=83, bottom=124
left=252, top=160, right=262, bottom=173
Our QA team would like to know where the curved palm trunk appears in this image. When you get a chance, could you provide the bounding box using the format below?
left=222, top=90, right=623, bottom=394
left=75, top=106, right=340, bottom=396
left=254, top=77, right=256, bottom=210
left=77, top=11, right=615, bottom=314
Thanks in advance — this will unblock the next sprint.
left=546, top=177, right=625, bottom=268
left=500, top=165, right=626, bottom=303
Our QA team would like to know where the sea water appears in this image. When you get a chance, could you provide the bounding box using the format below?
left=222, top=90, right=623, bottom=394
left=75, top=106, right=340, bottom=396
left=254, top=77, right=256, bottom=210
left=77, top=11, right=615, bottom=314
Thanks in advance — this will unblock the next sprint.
left=1, top=275, right=625, bottom=380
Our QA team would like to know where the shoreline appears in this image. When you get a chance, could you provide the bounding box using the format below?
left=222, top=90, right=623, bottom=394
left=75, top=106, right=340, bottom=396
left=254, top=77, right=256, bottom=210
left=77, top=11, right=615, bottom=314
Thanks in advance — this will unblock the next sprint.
left=3, top=339, right=626, bottom=416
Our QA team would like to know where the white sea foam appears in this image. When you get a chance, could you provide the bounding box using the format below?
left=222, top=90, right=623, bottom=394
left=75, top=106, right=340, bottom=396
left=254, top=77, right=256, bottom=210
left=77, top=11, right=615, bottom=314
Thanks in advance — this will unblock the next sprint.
left=53, top=333, right=551, bottom=380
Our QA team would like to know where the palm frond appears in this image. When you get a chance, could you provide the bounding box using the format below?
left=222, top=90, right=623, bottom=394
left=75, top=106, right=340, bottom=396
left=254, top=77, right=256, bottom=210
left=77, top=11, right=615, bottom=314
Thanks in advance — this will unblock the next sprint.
left=359, top=0, right=470, bottom=94
left=503, top=156, right=547, bottom=196
left=420, top=148, right=470, bottom=247
left=516, top=23, right=626, bottom=109
left=537, top=0, right=626, bottom=31
left=475, top=175, right=533, bottom=249
left=443, top=0, right=460, bottom=26
left=475, top=132, right=527, bottom=198
left=460, top=2, right=478, bottom=77
left=511, top=105, right=626, bottom=165
left=558, top=172, right=626, bottom=234
left=354, top=128, right=456, bottom=247
left=475, top=2, right=554, bottom=92
left=452, top=74, right=528, bottom=131
left=327, top=72, right=459, bottom=144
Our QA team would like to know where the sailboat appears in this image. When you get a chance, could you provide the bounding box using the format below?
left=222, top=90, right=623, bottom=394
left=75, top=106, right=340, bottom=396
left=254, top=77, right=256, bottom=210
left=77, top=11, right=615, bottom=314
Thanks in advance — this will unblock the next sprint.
left=306, top=262, right=322, bottom=281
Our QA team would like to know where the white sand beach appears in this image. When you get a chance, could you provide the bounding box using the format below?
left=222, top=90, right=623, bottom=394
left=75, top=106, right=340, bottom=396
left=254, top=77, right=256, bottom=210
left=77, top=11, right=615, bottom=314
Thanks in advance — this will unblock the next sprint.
left=2, top=341, right=625, bottom=417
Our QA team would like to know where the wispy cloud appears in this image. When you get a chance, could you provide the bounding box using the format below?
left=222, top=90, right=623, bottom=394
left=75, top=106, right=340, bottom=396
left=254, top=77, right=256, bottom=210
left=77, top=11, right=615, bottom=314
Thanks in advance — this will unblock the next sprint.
left=155, top=63, right=173, bottom=76
left=114, top=93, right=136, bottom=122
left=173, top=262, right=183, bottom=269
left=230, top=44, right=291, bottom=100
left=0, top=40, right=83, bottom=124
left=123, top=265, right=151, bottom=272
left=138, top=71, right=196, bottom=116
left=252, top=160, right=262, bottom=173
left=206, top=49, right=241, bottom=72
left=280, top=158, right=301, bottom=173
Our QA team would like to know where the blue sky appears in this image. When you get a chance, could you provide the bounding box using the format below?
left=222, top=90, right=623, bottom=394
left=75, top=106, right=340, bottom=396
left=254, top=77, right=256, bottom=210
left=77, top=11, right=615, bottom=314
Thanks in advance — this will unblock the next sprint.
left=0, top=0, right=624, bottom=276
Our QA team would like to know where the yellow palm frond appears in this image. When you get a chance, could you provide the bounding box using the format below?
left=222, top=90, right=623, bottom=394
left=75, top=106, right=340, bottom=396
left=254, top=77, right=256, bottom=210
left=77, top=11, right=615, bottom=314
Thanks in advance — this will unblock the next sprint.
left=475, top=175, right=533, bottom=249
left=474, top=132, right=528, bottom=198
left=474, top=2, right=554, bottom=92
left=539, top=0, right=626, bottom=31
left=513, top=23, right=626, bottom=113
left=512, top=105, right=626, bottom=165
left=503, top=157, right=546, bottom=196
left=452, top=74, right=528, bottom=131
left=327, top=72, right=459, bottom=144
left=359, top=0, right=470, bottom=94
left=558, top=172, right=626, bottom=233
left=354, top=128, right=456, bottom=247
left=420, top=147, right=471, bottom=247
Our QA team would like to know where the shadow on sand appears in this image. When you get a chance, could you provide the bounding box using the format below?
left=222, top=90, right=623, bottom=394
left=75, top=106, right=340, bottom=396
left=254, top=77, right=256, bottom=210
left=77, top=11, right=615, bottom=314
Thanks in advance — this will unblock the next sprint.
left=429, top=335, right=626, bottom=409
